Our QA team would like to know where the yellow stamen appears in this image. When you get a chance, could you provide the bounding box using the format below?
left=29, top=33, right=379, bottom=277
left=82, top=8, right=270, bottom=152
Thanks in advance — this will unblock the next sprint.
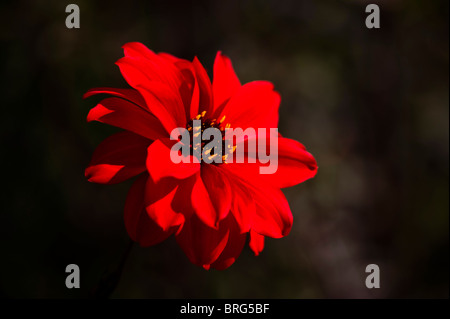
left=208, top=153, right=218, bottom=161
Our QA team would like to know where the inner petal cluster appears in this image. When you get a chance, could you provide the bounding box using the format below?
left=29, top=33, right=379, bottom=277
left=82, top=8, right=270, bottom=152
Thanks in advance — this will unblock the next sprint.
left=185, top=111, right=235, bottom=164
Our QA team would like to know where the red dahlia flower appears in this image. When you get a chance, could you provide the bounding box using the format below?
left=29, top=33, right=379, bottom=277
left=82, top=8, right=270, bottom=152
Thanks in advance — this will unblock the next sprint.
left=84, top=42, right=317, bottom=270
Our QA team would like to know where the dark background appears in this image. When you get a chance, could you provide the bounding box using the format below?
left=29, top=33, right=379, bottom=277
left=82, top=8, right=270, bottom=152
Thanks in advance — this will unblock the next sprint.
left=0, top=0, right=448, bottom=298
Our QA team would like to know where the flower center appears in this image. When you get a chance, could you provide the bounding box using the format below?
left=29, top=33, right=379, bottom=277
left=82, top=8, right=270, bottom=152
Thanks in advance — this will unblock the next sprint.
left=185, top=111, right=234, bottom=164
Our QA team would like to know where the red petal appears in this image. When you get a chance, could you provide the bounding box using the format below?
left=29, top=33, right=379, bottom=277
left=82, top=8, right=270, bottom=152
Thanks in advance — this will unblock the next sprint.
left=192, top=57, right=213, bottom=115
left=190, top=172, right=217, bottom=229
left=145, top=176, right=185, bottom=231
left=146, top=139, right=200, bottom=183
left=171, top=173, right=197, bottom=220
left=121, top=42, right=187, bottom=97
left=268, top=137, right=318, bottom=187
left=124, top=174, right=176, bottom=246
left=116, top=56, right=169, bottom=90
left=158, top=52, right=182, bottom=63
left=227, top=136, right=318, bottom=188
left=189, top=71, right=200, bottom=119
left=214, top=81, right=280, bottom=130
left=135, top=81, right=187, bottom=132
left=222, top=169, right=255, bottom=234
left=119, top=42, right=190, bottom=122
left=249, top=230, right=265, bottom=256
left=210, top=216, right=247, bottom=270
left=85, top=131, right=150, bottom=184
left=201, top=165, right=232, bottom=222
left=157, top=54, right=196, bottom=119
left=190, top=166, right=232, bottom=229
left=176, top=214, right=230, bottom=268
left=87, top=97, right=166, bottom=140
left=222, top=165, right=293, bottom=238
left=83, top=87, right=146, bottom=109
left=251, top=187, right=293, bottom=238
left=212, top=51, right=241, bottom=112
left=116, top=57, right=186, bottom=132
left=172, top=60, right=196, bottom=119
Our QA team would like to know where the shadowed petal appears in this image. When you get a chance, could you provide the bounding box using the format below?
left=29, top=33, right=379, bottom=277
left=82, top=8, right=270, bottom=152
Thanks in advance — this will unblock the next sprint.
left=210, top=215, right=247, bottom=270
left=124, top=174, right=177, bottom=246
left=249, top=230, right=265, bottom=256
left=145, top=176, right=185, bottom=231
left=85, top=131, right=150, bottom=184
left=190, top=172, right=217, bottom=229
left=222, top=165, right=293, bottom=238
left=136, top=81, right=187, bottom=133
left=176, top=214, right=230, bottom=268
left=190, top=166, right=232, bottom=230
left=192, top=57, right=213, bottom=115
left=83, top=87, right=146, bottom=110
left=222, top=169, right=255, bottom=234
left=87, top=97, right=167, bottom=140
left=201, top=165, right=232, bottom=223
left=116, top=57, right=186, bottom=133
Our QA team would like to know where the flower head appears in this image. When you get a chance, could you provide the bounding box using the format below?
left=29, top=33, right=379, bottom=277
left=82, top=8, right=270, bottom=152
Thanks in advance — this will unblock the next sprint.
left=85, top=42, right=317, bottom=270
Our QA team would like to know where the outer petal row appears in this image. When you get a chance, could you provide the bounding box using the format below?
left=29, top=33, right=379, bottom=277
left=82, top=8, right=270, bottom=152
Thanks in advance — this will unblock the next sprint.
left=85, top=131, right=150, bottom=184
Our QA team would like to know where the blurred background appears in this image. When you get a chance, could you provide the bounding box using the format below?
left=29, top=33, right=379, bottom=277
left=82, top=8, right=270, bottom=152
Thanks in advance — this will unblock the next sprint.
left=0, top=0, right=448, bottom=298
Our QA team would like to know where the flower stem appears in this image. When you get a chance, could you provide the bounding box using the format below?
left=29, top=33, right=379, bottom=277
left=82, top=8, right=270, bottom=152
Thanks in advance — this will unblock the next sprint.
left=90, top=240, right=134, bottom=299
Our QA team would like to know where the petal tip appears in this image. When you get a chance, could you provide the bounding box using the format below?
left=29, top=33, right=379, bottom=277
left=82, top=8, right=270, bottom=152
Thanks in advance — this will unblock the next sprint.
left=202, top=264, right=211, bottom=270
